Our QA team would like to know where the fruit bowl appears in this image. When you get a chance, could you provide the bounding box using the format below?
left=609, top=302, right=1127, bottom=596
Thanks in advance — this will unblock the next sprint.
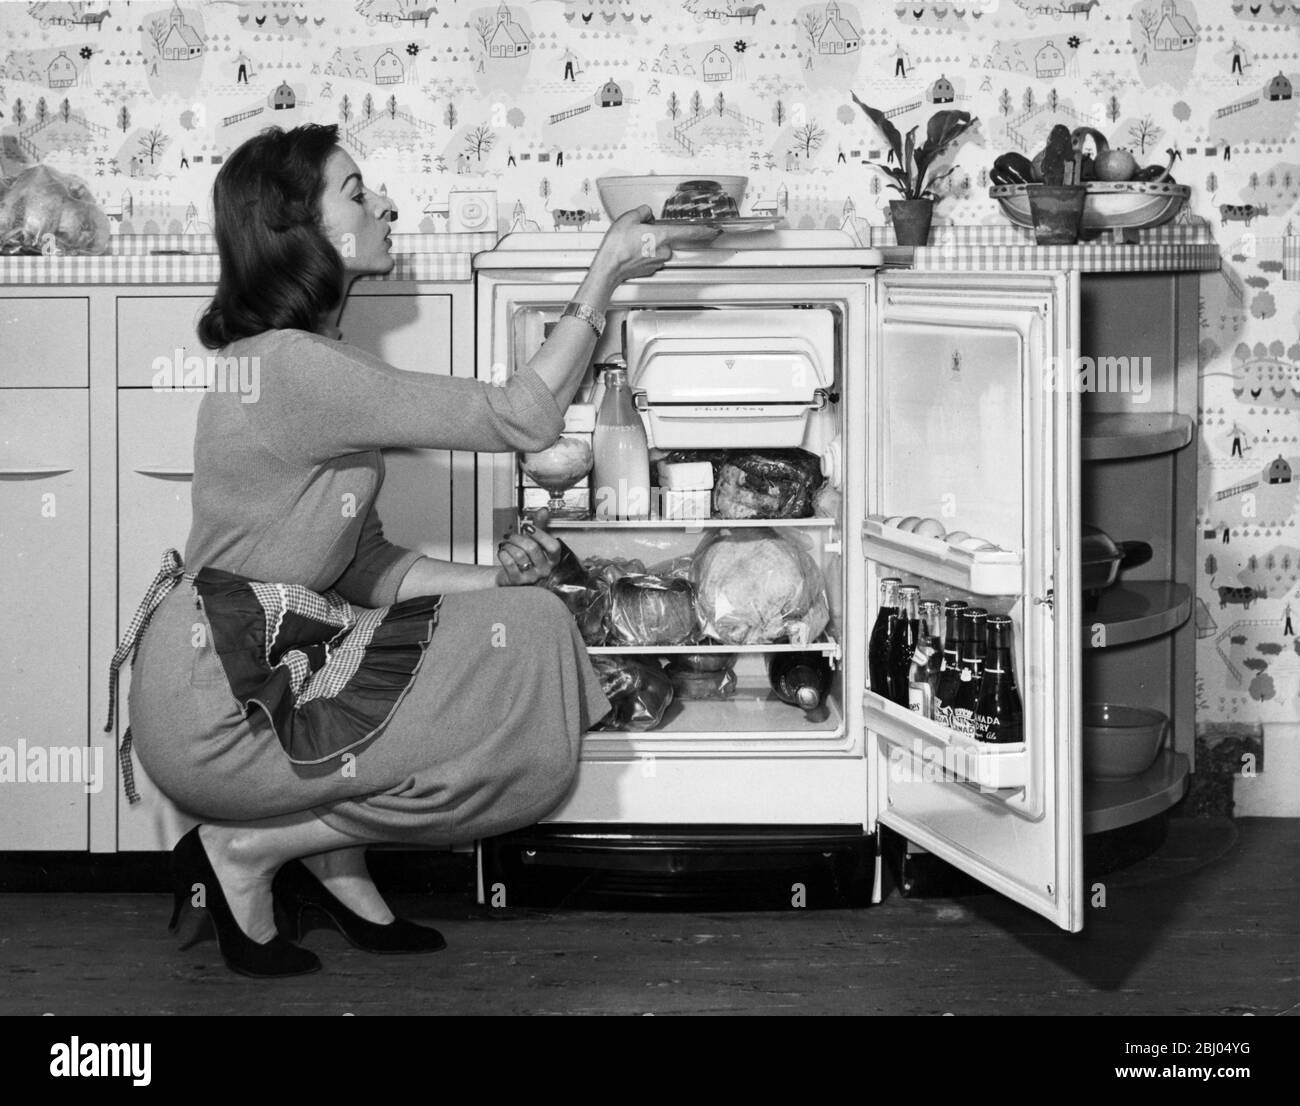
left=990, top=181, right=1190, bottom=234
left=596, top=174, right=748, bottom=221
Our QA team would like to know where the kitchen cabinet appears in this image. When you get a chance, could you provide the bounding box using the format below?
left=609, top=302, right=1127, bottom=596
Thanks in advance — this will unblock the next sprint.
left=471, top=232, right=1209, bottom=931
left=0, top=389, right=91, bottom=848
left=0, top=297, right=88, bottom=387
left=0, top=264, right=477, bottom=852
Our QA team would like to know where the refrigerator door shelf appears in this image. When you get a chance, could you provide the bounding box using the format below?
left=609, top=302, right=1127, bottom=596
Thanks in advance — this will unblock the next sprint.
left=861, top=518, right=1022, bottom=595
left=865, top=690, right=1028, bottom=793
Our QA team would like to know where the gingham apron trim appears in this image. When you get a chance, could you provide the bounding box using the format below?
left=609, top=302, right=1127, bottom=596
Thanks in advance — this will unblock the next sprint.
left=104, top=548, right=191, bottom=805
left=192, top=567, right=444, bottom=766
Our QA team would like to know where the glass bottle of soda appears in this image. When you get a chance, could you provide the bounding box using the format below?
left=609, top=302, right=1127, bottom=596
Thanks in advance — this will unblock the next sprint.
left=768, top=651, right=832, bottom=712
left=951, top=607, right=988, bottom=735
left=868, top=577, right=901, bottom=698
left=903, top=599, right=943, bottom=718
left=887, top=585, right=921, bottom=708
left=918, top=599, right=944, bottom=693
left=973, top=615, right=1023, bottom=744
left=933, top=600, right=968, bottom=727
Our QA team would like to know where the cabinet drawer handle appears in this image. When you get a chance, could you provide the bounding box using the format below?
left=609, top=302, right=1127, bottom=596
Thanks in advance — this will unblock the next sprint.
left=134, top=465, right=193, bottom=481
left=0, top=465, right=73, bottom=480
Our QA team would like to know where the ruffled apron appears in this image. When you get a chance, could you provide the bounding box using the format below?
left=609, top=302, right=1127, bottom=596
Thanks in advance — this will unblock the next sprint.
left=105, top=550, right=443, bottom=804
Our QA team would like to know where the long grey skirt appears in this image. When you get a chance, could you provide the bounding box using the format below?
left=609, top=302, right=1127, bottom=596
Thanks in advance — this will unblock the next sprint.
left=127, top=580, right=611, bottom=845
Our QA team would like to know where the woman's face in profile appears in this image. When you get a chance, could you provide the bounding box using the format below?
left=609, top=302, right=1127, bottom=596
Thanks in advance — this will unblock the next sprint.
left=318, top=146, right=396, bottom=276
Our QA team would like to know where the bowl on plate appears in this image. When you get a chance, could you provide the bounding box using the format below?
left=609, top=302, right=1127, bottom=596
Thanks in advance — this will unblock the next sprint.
left=596, top=174, right=748, bottom=221
left=1082, top=703, right=1167, bottom=780
left=989, top=181, right=1190, bottom=235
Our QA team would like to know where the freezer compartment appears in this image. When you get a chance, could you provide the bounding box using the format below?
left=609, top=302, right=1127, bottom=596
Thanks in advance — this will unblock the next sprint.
left=624, top=307, right=835, bottom=449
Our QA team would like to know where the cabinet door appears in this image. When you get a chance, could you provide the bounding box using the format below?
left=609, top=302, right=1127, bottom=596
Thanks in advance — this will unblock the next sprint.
left=864, top=271, right=1084, bottom=931
left=116, top=296, right=209, bottom=386
left=0, top=297, right=90, bottom=388
left=0, top=390, right=90, bottom=847
left=115, top=389, right=203, bottom=851
left=342, top=289, right=463, bottom=561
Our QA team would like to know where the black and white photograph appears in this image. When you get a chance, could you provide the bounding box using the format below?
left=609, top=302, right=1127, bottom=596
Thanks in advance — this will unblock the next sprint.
left=0, top=0, right=1295, bottom=1063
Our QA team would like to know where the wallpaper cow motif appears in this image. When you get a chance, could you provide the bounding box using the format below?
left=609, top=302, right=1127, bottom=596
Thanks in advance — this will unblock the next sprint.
left=1, top=0, right=1297, bottom=800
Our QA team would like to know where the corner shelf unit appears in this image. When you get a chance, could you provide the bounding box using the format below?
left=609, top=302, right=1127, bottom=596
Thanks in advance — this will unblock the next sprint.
left=1077, top=271, right=1199, bottom=834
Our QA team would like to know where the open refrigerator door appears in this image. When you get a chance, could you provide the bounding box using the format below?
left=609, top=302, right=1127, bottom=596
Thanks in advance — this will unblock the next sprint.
left=864, top=270, right=1085, bottom=932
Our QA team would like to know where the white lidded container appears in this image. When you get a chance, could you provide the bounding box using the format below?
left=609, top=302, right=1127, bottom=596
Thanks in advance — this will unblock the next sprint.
left=623, top=308, right=833, bottom=449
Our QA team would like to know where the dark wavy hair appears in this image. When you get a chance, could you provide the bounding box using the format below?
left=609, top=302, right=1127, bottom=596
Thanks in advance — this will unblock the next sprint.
left=197, top=124, right=345, bottom=349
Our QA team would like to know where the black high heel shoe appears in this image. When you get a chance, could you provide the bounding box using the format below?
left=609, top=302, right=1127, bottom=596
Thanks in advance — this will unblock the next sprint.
left=272, top=859, right=447, bottom=954
left=169, top=827, right=321, bottom=978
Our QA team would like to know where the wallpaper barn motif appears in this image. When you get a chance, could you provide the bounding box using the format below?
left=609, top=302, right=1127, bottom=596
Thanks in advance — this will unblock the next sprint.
left=2, top=0, right=1297, bottom=810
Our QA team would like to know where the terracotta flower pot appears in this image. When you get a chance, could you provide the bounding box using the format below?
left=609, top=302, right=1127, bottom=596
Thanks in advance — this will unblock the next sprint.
left=1027, top=185, right=1086, bottom=245
left=889, top=199, right=934, bottom=246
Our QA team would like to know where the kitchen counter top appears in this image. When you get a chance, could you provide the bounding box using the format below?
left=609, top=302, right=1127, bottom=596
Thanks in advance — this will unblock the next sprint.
left=0, top=224, right=1228, bottom=285
left=0, top=232, right=495, bottom=285
left=868, top=220, right=1221, bottom=274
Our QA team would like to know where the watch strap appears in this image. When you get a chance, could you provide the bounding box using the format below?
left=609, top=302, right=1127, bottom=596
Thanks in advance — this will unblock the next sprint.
left=561, top=301, right=605, bottom=339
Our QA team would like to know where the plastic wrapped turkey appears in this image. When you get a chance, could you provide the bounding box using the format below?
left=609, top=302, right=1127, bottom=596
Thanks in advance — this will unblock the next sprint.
left=0, top=165, right=110, bottom=255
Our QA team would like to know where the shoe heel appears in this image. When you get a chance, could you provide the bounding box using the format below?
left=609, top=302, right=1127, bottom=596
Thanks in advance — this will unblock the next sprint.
left=273, top=897, right=302, bottom=942
left=170, top=826, right=321, bottom=978
left=168, top=887, right=184, bottom=934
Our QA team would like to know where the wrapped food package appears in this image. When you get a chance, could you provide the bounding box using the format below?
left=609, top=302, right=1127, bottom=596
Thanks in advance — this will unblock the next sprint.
left=538, top=538, right=608, bottom=646
left=667, top=665, right=737, bottom=701
left=666, top=652, right=737, bottom=673
left=713, top=450, right=824, bottom=520
left=607, top=573, right=699, bottom=646
left=655, top=450, right=729, bottom=486
left=0, top=165, right=111, bottom=256
left=591, top=656, right=675, bottom=731
left=691, top=528, right=830, bottom=646
left=661, top=180, right=739, bottom=221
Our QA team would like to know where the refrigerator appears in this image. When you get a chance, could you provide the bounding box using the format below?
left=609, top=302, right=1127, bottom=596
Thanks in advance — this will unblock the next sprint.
left=471, top=229, right=1191, bottom=933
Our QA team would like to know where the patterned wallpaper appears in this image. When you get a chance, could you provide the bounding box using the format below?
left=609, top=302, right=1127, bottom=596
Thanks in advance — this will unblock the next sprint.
left=1, top=0, right=1297, bottom=808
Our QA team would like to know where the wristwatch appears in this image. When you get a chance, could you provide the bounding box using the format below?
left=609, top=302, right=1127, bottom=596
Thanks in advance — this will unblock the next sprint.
left=561, top=301, right=605, bottom=339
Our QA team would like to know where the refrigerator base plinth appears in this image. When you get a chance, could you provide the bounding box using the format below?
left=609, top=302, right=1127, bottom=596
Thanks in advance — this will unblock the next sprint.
left=477, top=824, right=877, bottom=911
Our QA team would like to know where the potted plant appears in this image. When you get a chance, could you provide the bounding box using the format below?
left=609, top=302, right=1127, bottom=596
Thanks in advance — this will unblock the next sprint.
left=851, top=92, right=979, bottom=246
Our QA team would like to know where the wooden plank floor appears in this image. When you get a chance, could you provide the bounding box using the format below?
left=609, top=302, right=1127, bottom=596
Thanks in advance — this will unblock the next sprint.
left=0, top=818, right=1295, bottom=1016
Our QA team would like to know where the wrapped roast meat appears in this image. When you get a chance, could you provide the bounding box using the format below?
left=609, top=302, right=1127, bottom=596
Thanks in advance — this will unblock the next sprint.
left=713, top=449, right=824, bottom=520
left=0, top=165, right=110, bottom=255
left=590, top=656, right=675, bottom=731
left=691, top=528, right=830, bottom=646
left=606, top=574, right=699, bottom=646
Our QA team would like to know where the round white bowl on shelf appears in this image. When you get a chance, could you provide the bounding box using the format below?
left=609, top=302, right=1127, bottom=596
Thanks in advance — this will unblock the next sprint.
left=989, top=181, right=1191, bottom=235
left=596, top=174, right=748, bottom=221
left=1082, top=703, right=1167, bottom=780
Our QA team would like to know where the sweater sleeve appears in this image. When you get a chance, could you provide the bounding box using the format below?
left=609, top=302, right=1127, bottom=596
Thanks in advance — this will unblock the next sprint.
left=243, top=330, right=565, bottom=465
left=330, top=495, right=425, bottom=608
